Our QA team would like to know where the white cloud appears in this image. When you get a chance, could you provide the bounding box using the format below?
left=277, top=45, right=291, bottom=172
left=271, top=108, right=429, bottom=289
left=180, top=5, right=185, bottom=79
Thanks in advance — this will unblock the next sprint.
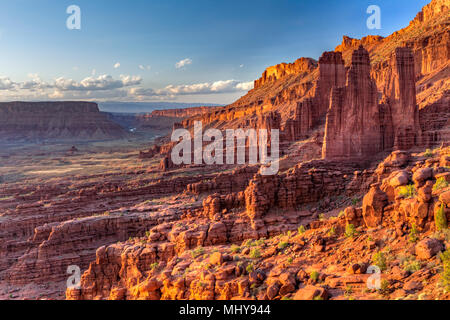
left=114, top=62, right=121, bottom=69
left=0, top=77, right=16, bottom=90
left=129, top=79, right=253, bottom=99
left=54, top=74, right=142, bottom=91
left=139, top=65, right=151, bottom=71
left=175, top=58, right=192, bottom=69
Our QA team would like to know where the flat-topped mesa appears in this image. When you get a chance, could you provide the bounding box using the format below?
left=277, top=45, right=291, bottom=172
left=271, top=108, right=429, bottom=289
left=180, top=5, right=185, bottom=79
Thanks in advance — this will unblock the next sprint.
left=0, top=101, right=126, bottom=142
left=322, top=46, right=382, bottom=160
left=254, top=57, right=317, bottom=89
left=384, top=47, right=422, bottom=150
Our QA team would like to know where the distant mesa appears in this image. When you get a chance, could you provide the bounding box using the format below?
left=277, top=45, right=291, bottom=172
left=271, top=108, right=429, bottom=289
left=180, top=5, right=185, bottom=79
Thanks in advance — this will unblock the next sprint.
left=0, top=101, right=127, bottom=143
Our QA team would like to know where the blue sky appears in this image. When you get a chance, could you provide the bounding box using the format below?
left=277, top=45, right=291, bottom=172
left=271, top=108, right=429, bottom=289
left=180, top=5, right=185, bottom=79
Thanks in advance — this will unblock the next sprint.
left=0, top=0, right=429, bottom=104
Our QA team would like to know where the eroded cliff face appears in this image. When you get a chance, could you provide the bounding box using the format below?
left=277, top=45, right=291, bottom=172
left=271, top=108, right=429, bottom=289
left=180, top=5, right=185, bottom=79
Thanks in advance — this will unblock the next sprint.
left=254, top=58, right=318, bottom=89
left=323, top=46, right=382, bottom=159
left=0, top=102, right=126, bottom=142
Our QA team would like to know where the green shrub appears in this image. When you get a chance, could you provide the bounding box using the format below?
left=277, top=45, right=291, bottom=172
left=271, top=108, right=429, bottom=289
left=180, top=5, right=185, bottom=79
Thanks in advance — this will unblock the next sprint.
left=345, top=223, right=358, bottom=238
left=328, top=226, right=336, bottom=237
left=440, top=250, right=450, bottom=290
left=435, top=203, right=448, bottom=231
left=372, top=251, right=387, bottom=271
left=231, top=245, right=241, bottom=253
left=352, top=198, right=360, bottom=206
left=150, top=262, right=159, bottom=270
left=313, top=295, right=324, bottom=300
left=408, top=223, right=419, bottom=243
left=191, top=247, right=205, bottom=259
left=310, top=270, right=320, bottom=282
left=378, top=279, right=390, bottom=296
left=246, top=263, right=255, bottom=274
left=249, top=248, right=261, bottom=259
left=297, top=225, right=306, bottom=235
left=433, top=177, right=449, bottom=192
left=278, top=242, right=289, bottom=250
left=424, top=149, right=433, bottom=158
left=398, top=184, right=417, bottom=199
left=403, top=259, right=421, bottom=273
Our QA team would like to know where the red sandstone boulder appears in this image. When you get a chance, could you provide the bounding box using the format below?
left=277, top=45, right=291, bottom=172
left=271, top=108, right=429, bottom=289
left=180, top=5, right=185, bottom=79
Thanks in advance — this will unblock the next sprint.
left=415, top=238, right=444, bottom=260
left=293, top=285, right=328, bottom=300
left=362, top=184, right=388, bottom=228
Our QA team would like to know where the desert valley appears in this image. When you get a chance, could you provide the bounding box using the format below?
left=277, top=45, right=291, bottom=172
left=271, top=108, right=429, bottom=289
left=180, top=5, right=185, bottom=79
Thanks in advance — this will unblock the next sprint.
left=0, top=0, right=449, bottom=301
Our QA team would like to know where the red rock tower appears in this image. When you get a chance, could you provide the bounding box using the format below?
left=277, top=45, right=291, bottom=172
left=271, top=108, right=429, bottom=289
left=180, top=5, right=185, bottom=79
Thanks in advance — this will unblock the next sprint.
left=322, top=46, right=382, bottom=159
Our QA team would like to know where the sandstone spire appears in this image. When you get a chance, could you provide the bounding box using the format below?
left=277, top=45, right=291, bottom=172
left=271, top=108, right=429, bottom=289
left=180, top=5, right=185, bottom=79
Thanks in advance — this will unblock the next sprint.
left=322, top=46, right=382, bottom=159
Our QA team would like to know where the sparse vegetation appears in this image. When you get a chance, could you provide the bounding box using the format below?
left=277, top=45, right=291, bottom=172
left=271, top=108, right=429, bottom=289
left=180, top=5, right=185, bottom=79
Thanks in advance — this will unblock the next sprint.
left=408, top=223, right=419, bottom=243
left=372, top=251, right=387, bottom=271
left=246, top=262, right=255, bottom=274
left=310, top=270, right=319, bottom=282
left=435, top=203, right=448, bottom=231
left=440, top=250, right=450, bottom=290
left=231, top=245, right=241, bottom=254
left=433, top=177, right=449, bottom=192
left=424, top=149, right=433, bottom=158
left=402, top=258, right=421, bottom=273
left=297, top=225, right=306, bottom=235
left=278, top=242, right=289, bottom=250
left=345, top=223, right=358, bottom=238
left=328, top=226, right=336, bottom=237
left=150, top=262, right=159, bottom=270
left=191, top=247, right=205, bottom=259
left=249, top=248, right=261, bottom=259
left=398, top=184, right=417, bottom=199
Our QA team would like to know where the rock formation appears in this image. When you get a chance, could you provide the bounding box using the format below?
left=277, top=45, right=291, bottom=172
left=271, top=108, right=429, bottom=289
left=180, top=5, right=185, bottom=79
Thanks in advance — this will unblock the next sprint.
left=323, top=46, right=382, bottom=159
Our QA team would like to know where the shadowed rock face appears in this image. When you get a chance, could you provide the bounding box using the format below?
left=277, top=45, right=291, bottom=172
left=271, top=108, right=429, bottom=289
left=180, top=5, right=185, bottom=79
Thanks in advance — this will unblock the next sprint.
left=0, top=101, right=126, bottom=142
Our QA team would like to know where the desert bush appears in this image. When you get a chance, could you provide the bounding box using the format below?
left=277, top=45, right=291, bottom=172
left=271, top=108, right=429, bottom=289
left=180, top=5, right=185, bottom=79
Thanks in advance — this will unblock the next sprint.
left=398, top=184, right=417, bottom=199
left=328, top=226, right=336, bottom=237
left=440, top=250, right=450, bottom=290
left=433, top=177, right=449, bottom=192
left=345, top=223, right=358, bottom=238
left=408, top=223, right=419, bottom=243
left=191, top=247, right=205, bottom=259
left=246, top=262, right=255, bottom=274
left=231, top=245, right=241, bottom=254
left=278, top=242, right=289, bottom=250
left=249, top=248, right=261, bottom=259
left=372, top=251, right=387, bottom=271
left=310, top=270, right=319, bottom=282
left=424, top=149, right=433, bottom=157
left=435, top=203, right=448, bottom=231
left=297, top=225, right=306, bottom=235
